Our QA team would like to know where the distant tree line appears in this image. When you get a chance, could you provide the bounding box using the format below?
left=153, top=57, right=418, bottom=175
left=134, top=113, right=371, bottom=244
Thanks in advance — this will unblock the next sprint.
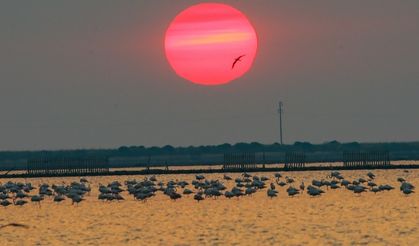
left=0, top=141, right=418, bottom=161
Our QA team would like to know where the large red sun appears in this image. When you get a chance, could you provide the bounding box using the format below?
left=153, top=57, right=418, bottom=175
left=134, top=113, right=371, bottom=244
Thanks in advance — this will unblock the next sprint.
left=165, top=3, right=258, bottom=86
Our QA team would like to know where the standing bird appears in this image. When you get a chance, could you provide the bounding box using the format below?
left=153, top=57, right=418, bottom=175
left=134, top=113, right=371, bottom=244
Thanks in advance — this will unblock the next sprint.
left=402, top=188, right=414, bottom=195
left=371, top=187, right=381, bottom=193
left=300, top=181, right=305, bottom=191
left=307, top=186, right=324, bottom=197
left=367, top=172, right=375, bottom=180
left=270, top=182, right=276, bottom=190
left=71, top=195, right=84, bottom=205
left=196, top=175, right=205, bottom=181
left=400, top=182, right=415, bottom=191
left=54, top=195, right=65, bottom=203
left=267, top=189, right=278, bottom=198
left=224, top=191, right=235, bottom=199
left=353, top=185, right=367, bottom=194
left=1, top=200, right=12, bottom=207
left=183, top=189, right=193, bottom=195
left=194, top=193, right=204, bottom=202
left=286, top=177, right=295, bottom=184
left=368, top=181, right=377, bottom=188
left=286, top=187, right=300, bottom=197
left=14, top=200, right=27, bottom=206
left=169, top=192, right=182, bottom=201
left=31, top=195, right=43, bottom=206
left=232, top=55, right=245, bottom=69
left=223, top=175, right=232, bottom=181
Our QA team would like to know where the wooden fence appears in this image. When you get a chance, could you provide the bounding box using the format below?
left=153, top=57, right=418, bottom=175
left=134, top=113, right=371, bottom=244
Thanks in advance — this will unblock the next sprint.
left=343, top=151, right=390, bottom=167
left=27, top=158, right=109, bottom=176
left=284, top=152, right=306, bottom=169
left=223, top=153, right=258, bottom=170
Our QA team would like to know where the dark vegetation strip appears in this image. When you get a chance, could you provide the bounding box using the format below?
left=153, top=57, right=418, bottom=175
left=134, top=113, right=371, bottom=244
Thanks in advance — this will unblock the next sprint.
left=1, top=141, right=418, bottom=161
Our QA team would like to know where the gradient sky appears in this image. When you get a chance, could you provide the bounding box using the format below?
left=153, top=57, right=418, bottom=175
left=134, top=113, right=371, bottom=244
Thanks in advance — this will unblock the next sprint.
left=1, top=1, right=418, bottom=150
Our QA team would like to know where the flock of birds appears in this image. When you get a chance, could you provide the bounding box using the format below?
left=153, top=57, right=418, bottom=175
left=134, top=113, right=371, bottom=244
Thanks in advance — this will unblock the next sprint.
left=0, top=171, right=415, bottom=207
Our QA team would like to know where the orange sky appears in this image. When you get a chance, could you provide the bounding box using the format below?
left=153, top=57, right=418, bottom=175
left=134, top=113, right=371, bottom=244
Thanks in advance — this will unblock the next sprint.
left=0, top=1, right=418, bottom=150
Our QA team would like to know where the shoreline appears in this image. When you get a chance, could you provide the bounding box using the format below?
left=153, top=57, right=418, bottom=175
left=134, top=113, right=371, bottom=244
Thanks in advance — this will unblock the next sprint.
left=1, top=163, right=418, bottom=179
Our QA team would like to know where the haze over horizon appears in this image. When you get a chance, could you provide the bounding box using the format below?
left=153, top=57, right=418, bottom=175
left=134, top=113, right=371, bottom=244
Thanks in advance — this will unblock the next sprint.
left=1, top=1, right=419, bottom=151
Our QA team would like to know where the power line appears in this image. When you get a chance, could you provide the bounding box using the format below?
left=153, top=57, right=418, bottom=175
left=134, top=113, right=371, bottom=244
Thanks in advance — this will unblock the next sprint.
left=278, top=101, right=284, bottom=145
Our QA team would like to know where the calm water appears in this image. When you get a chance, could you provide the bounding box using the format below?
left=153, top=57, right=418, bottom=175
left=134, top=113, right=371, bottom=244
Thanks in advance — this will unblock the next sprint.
left=0, top=169, right=418, bottom=245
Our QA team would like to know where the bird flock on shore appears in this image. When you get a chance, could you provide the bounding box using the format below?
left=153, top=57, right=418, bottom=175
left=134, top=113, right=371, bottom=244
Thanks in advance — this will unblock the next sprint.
left=0, top=171, right=415, bottom=207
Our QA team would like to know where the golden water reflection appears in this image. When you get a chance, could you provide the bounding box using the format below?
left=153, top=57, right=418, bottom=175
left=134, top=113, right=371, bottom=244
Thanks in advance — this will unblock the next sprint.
left=0, top=169, right=418, bottom=245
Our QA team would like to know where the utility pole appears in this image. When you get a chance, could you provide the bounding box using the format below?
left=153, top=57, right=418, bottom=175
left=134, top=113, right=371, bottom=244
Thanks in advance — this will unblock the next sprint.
left=278, top=101, right=284, bottom=145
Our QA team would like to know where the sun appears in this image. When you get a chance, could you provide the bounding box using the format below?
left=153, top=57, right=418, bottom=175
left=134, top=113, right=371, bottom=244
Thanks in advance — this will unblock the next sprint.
left=165, top=3, right=258, bottom=86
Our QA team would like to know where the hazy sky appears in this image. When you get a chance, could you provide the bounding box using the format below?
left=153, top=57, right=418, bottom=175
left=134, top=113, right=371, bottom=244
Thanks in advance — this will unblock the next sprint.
left=1, top=1, right=418, bottom=150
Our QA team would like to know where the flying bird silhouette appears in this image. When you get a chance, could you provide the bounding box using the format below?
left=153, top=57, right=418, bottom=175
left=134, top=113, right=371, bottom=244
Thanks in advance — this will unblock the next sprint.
left=232, top=55, right=246, bottom=69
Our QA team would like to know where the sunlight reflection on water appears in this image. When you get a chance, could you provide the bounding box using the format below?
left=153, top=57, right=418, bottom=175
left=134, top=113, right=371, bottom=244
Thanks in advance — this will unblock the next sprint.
left=0, top=169, right=418, bottom=245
